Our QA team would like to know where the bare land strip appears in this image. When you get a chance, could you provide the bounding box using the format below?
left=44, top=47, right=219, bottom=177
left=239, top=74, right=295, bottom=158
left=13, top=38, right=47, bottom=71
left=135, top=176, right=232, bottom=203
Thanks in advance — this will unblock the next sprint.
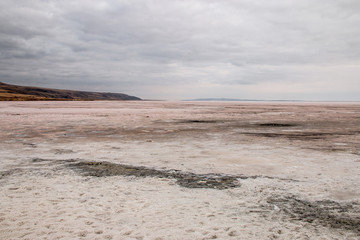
left=0, top=82, right=141, bottom=101
left=0, top=101, right=359, bottom=239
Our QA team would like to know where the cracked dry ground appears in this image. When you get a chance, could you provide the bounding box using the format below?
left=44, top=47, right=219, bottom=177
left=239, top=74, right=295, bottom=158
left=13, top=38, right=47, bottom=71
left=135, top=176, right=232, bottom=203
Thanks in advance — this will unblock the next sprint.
left=1, top=101, right=360, bottom=239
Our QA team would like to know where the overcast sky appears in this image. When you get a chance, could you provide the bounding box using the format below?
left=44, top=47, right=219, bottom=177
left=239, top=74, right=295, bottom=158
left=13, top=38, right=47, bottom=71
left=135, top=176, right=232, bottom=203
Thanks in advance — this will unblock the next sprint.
left=1, top=0, right=359, bottom=100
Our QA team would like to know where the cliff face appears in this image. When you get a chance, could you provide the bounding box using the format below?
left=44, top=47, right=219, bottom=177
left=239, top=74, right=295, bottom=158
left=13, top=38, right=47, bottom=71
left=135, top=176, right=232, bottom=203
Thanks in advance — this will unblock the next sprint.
left=0, top=82, right=141, bottom=101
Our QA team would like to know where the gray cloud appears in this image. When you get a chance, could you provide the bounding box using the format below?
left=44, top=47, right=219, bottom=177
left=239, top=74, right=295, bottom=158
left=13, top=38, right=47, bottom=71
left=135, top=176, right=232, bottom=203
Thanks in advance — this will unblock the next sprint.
left=0, top=0, right=359, bottom=100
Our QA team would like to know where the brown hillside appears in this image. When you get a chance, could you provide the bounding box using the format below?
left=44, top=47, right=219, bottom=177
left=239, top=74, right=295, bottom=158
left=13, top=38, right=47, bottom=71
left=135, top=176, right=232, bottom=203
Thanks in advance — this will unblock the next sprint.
left=0, top=82, right=141, bottom=101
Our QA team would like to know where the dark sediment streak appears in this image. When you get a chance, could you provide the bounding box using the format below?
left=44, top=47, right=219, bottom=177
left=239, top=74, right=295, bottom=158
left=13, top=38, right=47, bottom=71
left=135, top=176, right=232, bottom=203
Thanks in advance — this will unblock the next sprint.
left=67, top=161, right=240, bottom=189
left=268, top=196, right=360, bottom=234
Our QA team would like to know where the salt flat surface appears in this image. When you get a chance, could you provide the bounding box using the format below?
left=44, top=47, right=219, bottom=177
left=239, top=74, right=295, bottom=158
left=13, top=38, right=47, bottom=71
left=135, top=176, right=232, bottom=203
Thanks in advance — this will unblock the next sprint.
left=1, top=101, right=360, bottom=239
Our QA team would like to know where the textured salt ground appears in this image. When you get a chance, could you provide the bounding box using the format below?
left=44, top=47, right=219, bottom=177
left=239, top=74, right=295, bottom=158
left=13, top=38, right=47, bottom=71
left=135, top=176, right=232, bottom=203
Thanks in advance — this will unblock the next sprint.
left=1, top=101, right=360, bottom=239
left=1, top=160, right=358, bottom=240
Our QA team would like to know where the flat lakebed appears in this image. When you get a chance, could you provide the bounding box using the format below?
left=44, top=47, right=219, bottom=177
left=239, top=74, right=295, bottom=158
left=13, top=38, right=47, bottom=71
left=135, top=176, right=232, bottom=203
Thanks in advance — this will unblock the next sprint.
left=0, top=101, right=359, bottom=239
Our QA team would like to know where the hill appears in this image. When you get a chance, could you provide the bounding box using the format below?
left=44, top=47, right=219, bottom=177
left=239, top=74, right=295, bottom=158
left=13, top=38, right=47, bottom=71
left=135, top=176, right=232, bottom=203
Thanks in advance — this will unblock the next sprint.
left=0, top=82, right=141, bottom=101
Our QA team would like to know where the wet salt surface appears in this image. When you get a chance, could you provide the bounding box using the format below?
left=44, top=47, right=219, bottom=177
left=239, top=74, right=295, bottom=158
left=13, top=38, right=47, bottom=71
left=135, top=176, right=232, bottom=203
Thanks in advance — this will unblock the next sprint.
left=0, top=101, right=360, bottom=239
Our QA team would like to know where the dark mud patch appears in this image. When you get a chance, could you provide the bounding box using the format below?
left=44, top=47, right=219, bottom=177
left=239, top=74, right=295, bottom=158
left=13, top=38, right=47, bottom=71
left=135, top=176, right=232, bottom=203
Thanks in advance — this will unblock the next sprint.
left=175, top=119, right=225, bottom=124
left=255, top=123, right=298, bottom=127
left=0, top=169, right=23, bottom=179
left=67, top=161, right=299, bottom=189
left=68, top=161, right=240, bottom=189
left=242, top=132, right=341, bottom=140
left=23, top=142, right=37, bottom=148
left=32, top=158, right=51, bottom=163
left=268, top=196, right=360, bottom=234
left=153, top=119, right=223, bottom=124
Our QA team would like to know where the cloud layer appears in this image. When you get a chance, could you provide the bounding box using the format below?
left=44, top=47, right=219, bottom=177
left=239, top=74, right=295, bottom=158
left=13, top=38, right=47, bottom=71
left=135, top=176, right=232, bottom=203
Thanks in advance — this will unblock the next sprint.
left=1, top=0, right=359, bottom=100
